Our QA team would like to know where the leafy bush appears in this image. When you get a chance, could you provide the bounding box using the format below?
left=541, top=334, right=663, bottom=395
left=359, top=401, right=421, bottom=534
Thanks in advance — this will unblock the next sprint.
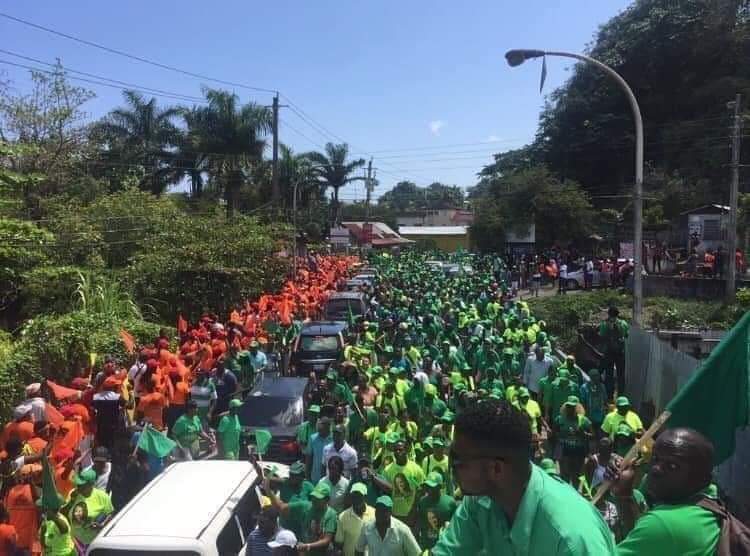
left=0, top=218, right=54, bottom=310
left=13, top=311, right=169, bottom=384
left=125, top=214, right=290, bottom=321
left=19, top=266, right=87, bottom=318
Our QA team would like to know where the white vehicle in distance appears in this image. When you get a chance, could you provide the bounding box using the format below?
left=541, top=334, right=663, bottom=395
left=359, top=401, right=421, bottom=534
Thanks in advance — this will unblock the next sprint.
left=87, top=460, right=288, bottom=556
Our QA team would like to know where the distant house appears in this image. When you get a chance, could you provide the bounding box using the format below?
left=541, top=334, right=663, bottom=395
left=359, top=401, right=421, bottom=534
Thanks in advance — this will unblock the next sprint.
left=676, top=204, right=729, bottom=253
left=395, top=208, right=474, bottom=227
left=340, top=221, right=413, bottom=248
left=399, top=225, right=470, bottom=252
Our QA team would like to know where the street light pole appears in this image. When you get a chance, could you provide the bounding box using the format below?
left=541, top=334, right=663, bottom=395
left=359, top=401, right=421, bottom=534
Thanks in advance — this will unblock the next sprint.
left=505, top=49, right=644, bottom=326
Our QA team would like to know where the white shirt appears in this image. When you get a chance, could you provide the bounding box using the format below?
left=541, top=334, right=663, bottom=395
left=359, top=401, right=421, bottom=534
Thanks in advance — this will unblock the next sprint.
left=585, top=260, right=594, bottom=273
left=523, top=356, right=553, bottom=394
left=559, top=264, right=568, bottom=279
left=25, top=398, right=47, bottom=422
left=323, top=441, right=359, bottom=476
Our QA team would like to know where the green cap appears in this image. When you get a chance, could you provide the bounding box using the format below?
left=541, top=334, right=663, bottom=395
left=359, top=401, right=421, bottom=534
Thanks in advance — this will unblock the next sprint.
left=289, top=461, right=306, bottom=475
left=384, top=345, right=394, bottom=353
left=350, top=482, right=368, bottom=496
left=557, top=369, right=570, bottom=379
left=424, top=471, right=444, bottom=488
left=388, top=367, right=401, bottom=375
left=73, top=468, right=97, bottom=486
left=310, top=484, right=331, bottom=500
left=453, top=382, right=466, bottom=392
left=326, top=370, right=337, bottom=380
left=616, top=396, right=630, bottom=407
left=229, top=398, right=243, bottom=409
left=440, top=411, right=455, bottom=424
left=540, top=458, right=557, bottom=474
left=503, top=348, right=515, bottom=356
left=424, top=384, right=437, bottom=396
left=564, top=395, right=580, bottom=407
left=375, top=495, right=393, bottom=509
left=385, top=431, right=401, bottom=445
left=431, top=437, right=445, bottom=448
left=308, top=405, right=321, bottom=414
left=518, top=387, right=530, bottom=399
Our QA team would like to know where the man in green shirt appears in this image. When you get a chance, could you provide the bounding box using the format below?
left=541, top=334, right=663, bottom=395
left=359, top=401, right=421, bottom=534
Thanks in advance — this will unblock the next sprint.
left=171, top=401, right=212, bottom=459
left=553, top=396, right=593, bottom=484
left=598, top=306, right=629, bottom=397
left=547, top=369, right=580, bottom=421
left=415, top=471, right=457, bottom=550
left=217, top=398, right=242, bottom=459
left=609, top=427, right=720, bottom=556
left=64, top=469, right=114, bottom=546
left=382, top=441, right=425, bottom=527
left=267, top=482, right=338, bottom=555
left=432, top=398, right=616, bottom=555
left=297, top=405, right=320, bottom=455
left=602, top=396, right=644, bottom=439
left=224, top=344, right=255, bottom=390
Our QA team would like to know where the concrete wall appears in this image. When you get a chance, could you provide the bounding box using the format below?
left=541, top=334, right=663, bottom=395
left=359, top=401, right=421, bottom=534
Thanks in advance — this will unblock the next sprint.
left=642, top=275, right=750, bottom=299
left=401, top=233, right=470, bottom=252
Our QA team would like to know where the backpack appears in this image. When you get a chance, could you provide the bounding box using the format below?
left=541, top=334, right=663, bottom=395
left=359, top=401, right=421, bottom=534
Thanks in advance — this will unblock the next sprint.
left=696, top=496, right=750, bottom=556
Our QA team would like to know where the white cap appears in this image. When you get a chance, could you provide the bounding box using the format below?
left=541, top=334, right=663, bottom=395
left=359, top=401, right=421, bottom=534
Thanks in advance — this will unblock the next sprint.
left=268, top=529, right=298, bottom=548
left=13, top=403, right=32, bottom=420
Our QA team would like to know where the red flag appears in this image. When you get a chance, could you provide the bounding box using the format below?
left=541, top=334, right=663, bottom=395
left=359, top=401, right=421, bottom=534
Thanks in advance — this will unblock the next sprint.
left=120, top=329, right=136, bottom=354
left=46, top=381, right=82, bottom=402
left=45, top=403, right=65, bottom=427
left=57, top=420, right=84, bottom=452
left=177, top=314, right=188, bottom=334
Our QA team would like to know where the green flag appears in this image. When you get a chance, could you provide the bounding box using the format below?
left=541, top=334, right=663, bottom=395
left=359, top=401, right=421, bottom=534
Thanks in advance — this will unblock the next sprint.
left=666, top=310, right=750, bottom=463
left=41, top=454, right=62, bottom=511
left=137, top=425, right=177, bottom=459
left=253, top=429, right=273, bottom=456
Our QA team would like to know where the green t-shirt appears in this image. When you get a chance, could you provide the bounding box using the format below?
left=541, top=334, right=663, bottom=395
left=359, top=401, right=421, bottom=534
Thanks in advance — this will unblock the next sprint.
left=287, top=500, right=338, bottom=555
left=616, top=503, right=720, bottom=556
left=225, top=351, right=254, bottom=387
left=296, top=420, right=316, bottom=451
left=548, top=380, right=580, bottom=416
left=416, top=493, right=458, bottom=549
left=555, top=413, right=591, bottom=453
left=42, top=514, right=75, bottom=556
left=279, top=480, right=314, bottom=531
left=171, top=414, right=202, bottom=447
left=383, top=460, right=426, bottom=518
left=217, top=414, right=241, bottom=459
left=67, top=488, right=114, bottom=545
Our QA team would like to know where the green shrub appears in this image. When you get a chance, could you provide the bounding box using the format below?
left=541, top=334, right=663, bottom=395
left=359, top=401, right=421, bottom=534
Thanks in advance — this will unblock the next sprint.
left=19, top=266, right=87, bottom=318
left=0, top=218, right=54, bottom=309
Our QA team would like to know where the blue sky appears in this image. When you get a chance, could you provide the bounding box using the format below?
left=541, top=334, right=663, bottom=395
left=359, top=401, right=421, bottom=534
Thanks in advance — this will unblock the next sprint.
left=1, top=0, right=632, bottom=200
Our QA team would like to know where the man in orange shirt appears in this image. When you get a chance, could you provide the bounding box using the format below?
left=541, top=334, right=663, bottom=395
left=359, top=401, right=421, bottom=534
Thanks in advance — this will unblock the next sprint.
left=2, top=473, right=37, bottom=554
left=136, top=382, right=169, bottom=431
left=52, top=448, right=76, bottom=498
left=166, top=369, right=189, bottom=432
left=0, top=504, right=17, bottom=556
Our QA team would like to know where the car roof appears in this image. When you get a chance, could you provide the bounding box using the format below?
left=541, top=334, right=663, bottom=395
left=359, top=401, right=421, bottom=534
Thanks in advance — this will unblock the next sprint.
left=249, top=374, right=309, bottom=398
left=101, top=461, right=256, bottom=540
left=328, top=291, right=366, bottom=300
left=301, top=321, right=347, bottom=335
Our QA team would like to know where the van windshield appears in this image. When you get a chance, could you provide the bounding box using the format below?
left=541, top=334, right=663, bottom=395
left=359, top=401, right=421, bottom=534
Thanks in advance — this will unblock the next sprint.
left=326, top=299, right=363, bottom=315
left=241, top=396, right=303, bottom=428
left=300, top=335, right=340, bottom=352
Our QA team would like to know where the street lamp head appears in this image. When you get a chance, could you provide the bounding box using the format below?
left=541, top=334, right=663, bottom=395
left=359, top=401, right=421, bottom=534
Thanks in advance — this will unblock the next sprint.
left=505, top=49, right=546, bottom=67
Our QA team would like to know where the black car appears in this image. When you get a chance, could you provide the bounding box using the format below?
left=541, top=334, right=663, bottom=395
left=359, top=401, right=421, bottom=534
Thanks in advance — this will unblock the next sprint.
left=238, top=372, right=308, bottom=463
left=323, top=291, right=369, bottom=321
left=289, top=321, right=346, bottom=376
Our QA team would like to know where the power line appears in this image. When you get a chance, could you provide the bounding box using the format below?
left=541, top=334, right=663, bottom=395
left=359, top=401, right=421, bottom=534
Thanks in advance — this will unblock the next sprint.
left=0, top=12, right=278, bottom=94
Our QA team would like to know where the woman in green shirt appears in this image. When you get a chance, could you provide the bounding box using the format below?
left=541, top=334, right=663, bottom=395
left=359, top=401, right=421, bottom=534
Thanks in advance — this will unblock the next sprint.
left=171, top=401, right=213, bottom=459
left=217, top=399, right=243, bottom=460
left=39, top=509, right=76, bottom=556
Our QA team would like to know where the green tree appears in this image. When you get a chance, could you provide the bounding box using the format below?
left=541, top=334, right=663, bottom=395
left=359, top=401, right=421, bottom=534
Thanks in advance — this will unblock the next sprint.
left=305, top=143, right=365, bottom=223
left=378, top=181, right=420, bottom=212
left=185, top=89, right=272, bottom=217
left=94, top=90, right=181, bottom=195
left=0, top=218, right=54, bottom=311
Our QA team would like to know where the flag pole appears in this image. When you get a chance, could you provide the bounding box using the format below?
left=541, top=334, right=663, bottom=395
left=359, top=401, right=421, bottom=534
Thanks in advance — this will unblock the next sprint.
left=592, top=410, right=671, bottom=504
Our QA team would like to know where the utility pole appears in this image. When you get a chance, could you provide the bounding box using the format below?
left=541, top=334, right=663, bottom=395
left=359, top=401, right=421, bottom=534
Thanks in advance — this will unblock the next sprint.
left=365, top=158, right=373, bottom=219
left=727, top=93, right=742, bottom=302
left=271, top=94, right=280, bottom=204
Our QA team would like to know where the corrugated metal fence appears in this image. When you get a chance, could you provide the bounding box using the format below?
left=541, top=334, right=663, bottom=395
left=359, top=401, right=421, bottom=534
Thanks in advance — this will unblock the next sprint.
left=625, top=328, right=750, bottom=521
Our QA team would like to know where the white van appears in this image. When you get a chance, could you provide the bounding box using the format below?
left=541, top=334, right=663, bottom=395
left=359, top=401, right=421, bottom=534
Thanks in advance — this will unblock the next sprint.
left=87, top=460, right=287, bottom=556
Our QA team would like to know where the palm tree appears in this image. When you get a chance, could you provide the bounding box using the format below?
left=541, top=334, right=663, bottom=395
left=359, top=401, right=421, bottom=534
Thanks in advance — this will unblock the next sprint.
left=186, top=89, right=272, bottom=217
left=279, top=145, right=321, bottom=209
left=94, top=90, right=181, bottom=195
left=305, top=143, right=365, bottom=223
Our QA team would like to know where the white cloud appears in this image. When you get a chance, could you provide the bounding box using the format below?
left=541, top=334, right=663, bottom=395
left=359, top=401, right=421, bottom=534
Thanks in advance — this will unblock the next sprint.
left=429, top=120, right=445, bottom=136
left=486, top=134, right=501, bottom=142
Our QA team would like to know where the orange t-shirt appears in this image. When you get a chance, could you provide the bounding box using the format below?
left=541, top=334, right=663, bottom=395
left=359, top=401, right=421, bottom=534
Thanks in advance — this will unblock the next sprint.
left=25, top=437, right=47, bottom=455
left=0, top=523, right=17, bottom=556
left=4, top=484, right=37, bottom=550
left=1, top=421, right=34, bottom=449
left=172, top=381, right=190, bottom=406
left=137, top=393, right=168, bottom=430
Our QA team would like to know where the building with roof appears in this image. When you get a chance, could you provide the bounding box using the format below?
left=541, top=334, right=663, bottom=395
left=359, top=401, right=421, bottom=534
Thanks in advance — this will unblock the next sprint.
left=395, top=208, right=474, bottom=228
left=675, top=204, right=729, bottom=253
left=340, top=221, right=413, bottom=248
left=398, top=225, right=470, bottom=251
